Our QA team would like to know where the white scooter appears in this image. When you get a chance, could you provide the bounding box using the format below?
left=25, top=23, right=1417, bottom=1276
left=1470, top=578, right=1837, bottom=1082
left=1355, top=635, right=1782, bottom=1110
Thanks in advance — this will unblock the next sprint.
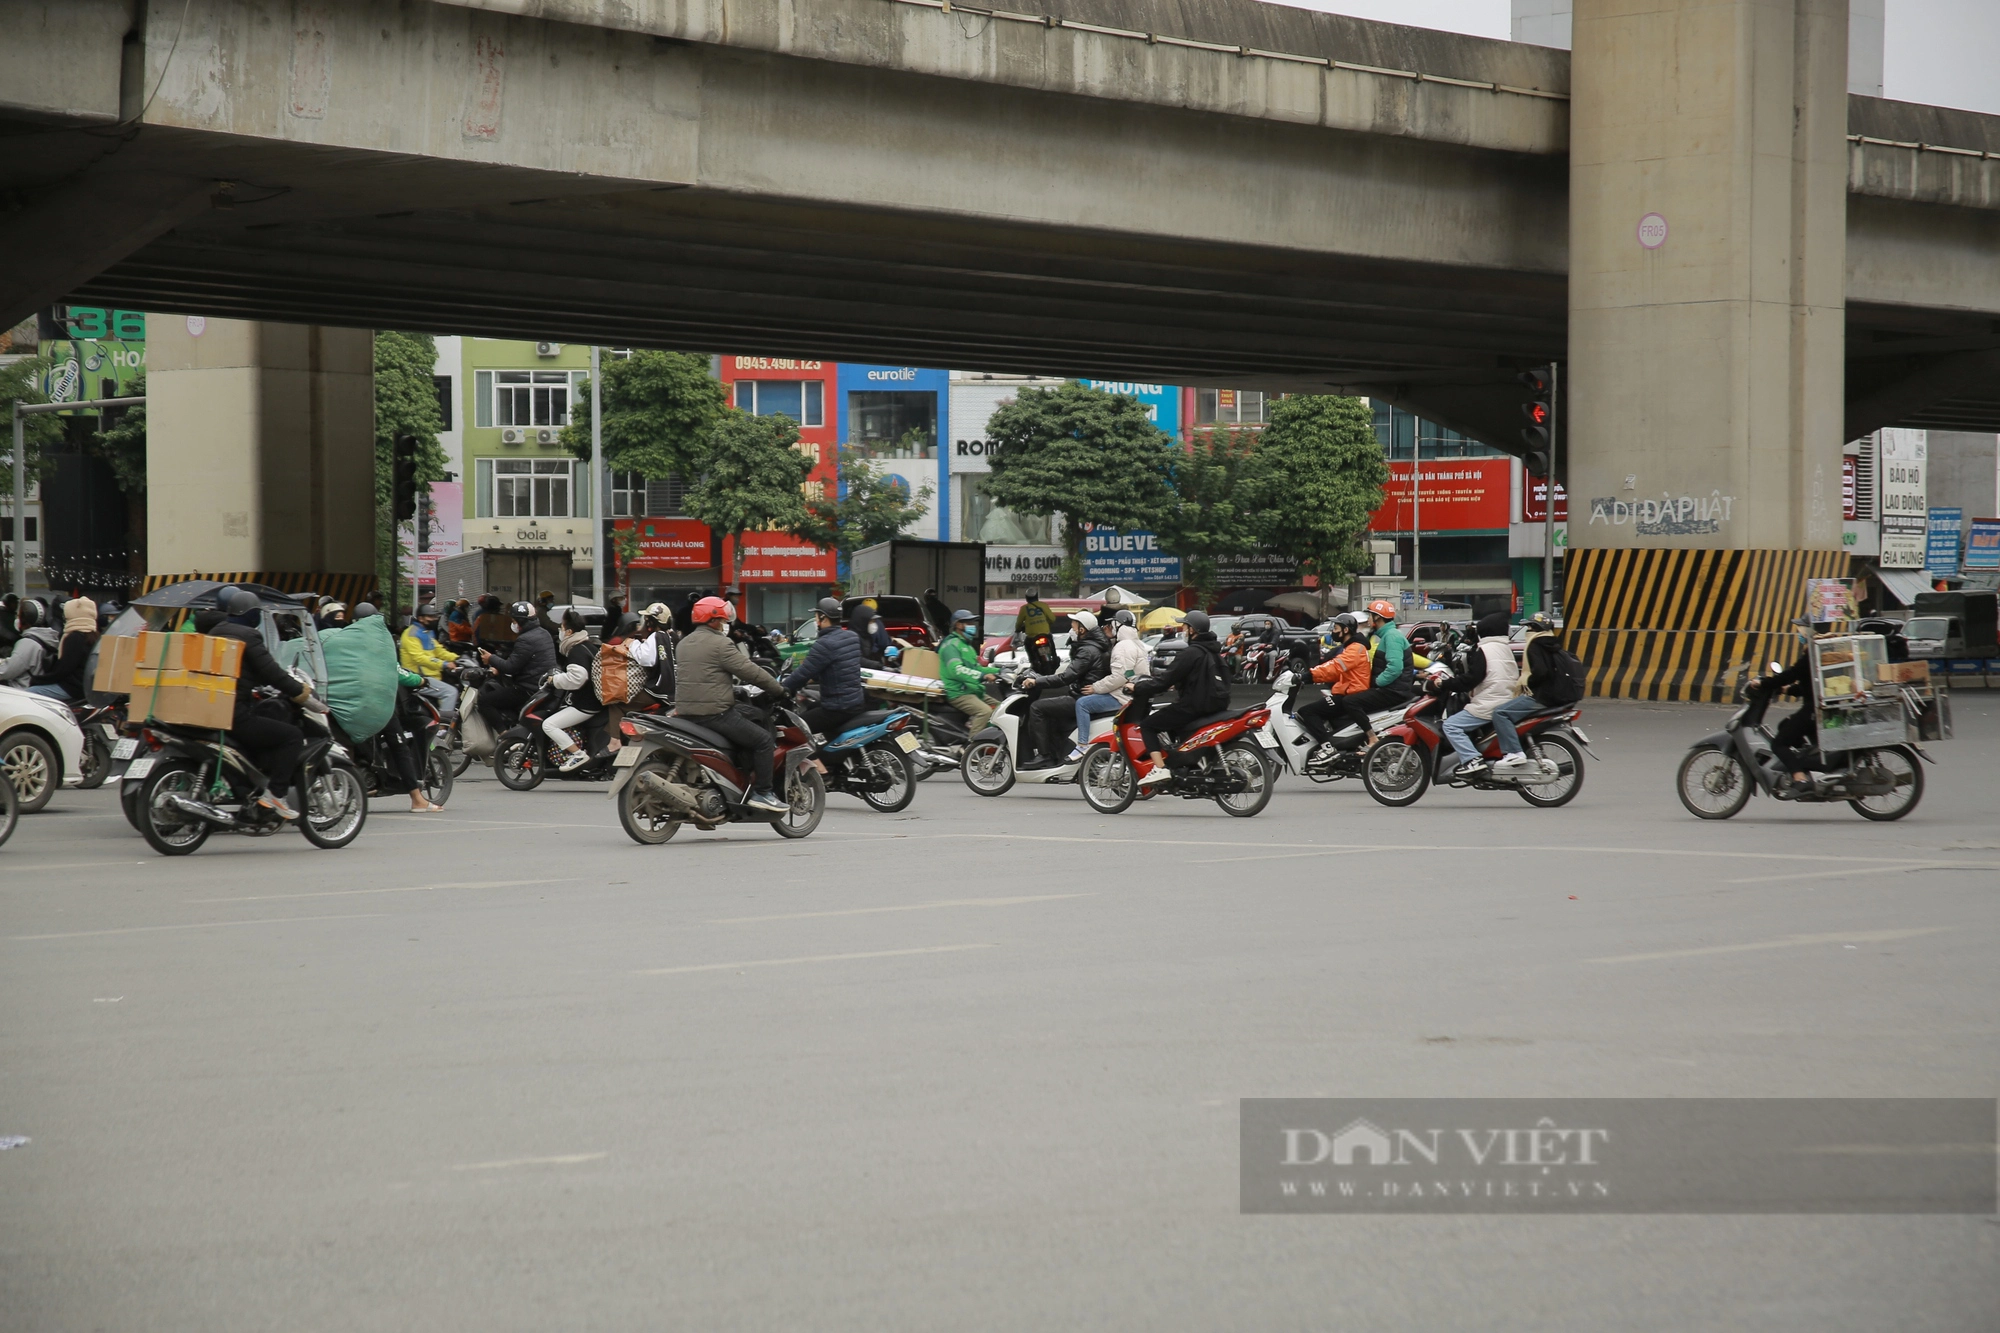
left=1256, top=669, right=1417, bottom=783
left=960, top=677, right=1117, bottom=797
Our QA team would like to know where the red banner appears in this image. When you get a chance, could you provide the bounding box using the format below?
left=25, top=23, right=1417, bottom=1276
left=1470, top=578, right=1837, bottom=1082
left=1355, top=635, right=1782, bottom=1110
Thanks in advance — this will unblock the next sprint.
left=615, top=518, right=712, bottom=570
left=1370, top=460, right=1511, bottom=533
left=727, top=531, right=836, bottom=583
left=1522, top=476, right=1569, bottom=523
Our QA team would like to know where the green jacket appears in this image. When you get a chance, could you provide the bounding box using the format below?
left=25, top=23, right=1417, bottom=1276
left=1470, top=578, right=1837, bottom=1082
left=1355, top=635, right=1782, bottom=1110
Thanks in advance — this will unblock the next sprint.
left=1371, top=622, right=1410, bottom=687
left=938, top=632, right=997, bottom=700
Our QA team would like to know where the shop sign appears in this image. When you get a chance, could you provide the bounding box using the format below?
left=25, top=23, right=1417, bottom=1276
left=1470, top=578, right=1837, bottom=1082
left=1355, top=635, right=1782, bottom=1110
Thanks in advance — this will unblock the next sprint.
left=1964, top=519, right=2000, bottom=570
left=1213, top=551, right=1300, bottom=585
left=1082, top=525, right=1181, bottom=583
left=1083, top=381, right=1180, bottom=434
left=1521, top=476, right=1568, bottom=523
left=616, top=517, right=712, bottom=571
left=1879, top=429, right=1927, bottom=569
left=985, top=546, right=1066, bottom=579
left=1926, top=508, right=1963, bottom=575
left=1371, top=459, right=1511, bottom=533
left=733, top=531, right=834, bottom=582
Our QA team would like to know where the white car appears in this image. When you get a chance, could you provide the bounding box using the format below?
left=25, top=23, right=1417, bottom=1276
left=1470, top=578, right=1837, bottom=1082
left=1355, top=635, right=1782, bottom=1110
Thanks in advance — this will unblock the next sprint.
left=0, top=684, right=86, bottom=812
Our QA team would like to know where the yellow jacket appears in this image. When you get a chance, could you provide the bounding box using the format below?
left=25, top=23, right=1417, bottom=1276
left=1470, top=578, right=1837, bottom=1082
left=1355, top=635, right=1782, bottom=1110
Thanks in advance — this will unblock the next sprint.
left=399, top=623, right=458, bottom=679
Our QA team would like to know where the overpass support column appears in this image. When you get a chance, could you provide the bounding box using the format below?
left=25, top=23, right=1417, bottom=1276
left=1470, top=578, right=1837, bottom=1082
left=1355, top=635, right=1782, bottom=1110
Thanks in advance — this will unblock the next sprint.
left=145, top=319, right=377, bottom=600
left=1565, top=0, right=1852, bottom=699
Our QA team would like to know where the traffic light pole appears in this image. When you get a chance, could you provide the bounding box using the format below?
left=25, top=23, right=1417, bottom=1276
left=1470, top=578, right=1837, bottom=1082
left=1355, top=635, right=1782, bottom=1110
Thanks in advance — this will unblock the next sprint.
left=1543, top=363, right=1558, bottom=618
left=590, top=345, right=604, bottom=609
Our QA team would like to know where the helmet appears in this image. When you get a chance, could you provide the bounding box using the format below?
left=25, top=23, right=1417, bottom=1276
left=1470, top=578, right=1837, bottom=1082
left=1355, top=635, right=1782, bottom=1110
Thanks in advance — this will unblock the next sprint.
left=509, top=601, right=536, bottom=624
left=416, top=601, right=440, bottom=620
left=14, top=599, right=41, bottom=629
left=1367, top=599, right=1398, bottom=621
left=353, top=602, right=379, bottom=620
left=1112, top=608, right=1136, bottom=629
left=1475, top=611, right=1510, bottom=638
left=225, top=589, right=261, bottom=618
left=1070, top=610, right=1099, bottom=634
left=951, top=609, right=978, bottom=625
left=1523, top=612, right=1556, bottom=633
left=816, top=596, right=842, bottom=618
left=1183, top=610, right=1211, bottom=635
left=640, top=602, right=673, bottom=626
left=319, top=600, right=347, bottom=620
left=691, top=596, right=733, bottom=624
left=616, top=611, right=642, bottom=637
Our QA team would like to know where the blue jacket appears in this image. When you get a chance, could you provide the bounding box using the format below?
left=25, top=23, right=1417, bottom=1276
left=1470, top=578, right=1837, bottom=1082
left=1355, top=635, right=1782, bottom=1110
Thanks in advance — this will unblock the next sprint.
left=783, top=625, right=866, bottom=710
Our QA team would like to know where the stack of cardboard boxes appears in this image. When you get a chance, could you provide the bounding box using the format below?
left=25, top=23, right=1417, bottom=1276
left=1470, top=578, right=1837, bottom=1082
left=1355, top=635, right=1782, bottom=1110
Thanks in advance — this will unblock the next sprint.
left=94, top=632, right=245, bottom=728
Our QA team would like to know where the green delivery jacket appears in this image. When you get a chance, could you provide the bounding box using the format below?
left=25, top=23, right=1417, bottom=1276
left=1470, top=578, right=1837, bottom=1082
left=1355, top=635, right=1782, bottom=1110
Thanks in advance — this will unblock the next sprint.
left=938, top=633, right=998, bottom=700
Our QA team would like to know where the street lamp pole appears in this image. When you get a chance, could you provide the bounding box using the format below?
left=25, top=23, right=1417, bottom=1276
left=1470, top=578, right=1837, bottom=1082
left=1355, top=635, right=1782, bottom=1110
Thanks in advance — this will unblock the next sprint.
left=590, top=345, right=605, bottom=608
left=1543, top=363, right=1558, bottom=617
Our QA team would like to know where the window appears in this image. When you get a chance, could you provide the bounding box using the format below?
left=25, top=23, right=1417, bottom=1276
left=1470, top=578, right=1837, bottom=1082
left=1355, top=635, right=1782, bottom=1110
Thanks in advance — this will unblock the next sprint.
left=433, top=375, right=453, bottom=431
left=489, top=459, right=574, bottom=517
left=958, top=473, right=1050, bottom=545
left=494, top=370, right=576, bottom=427
left=0, top=516, right=37, bottom=542
left=474, top=370, right=492, bottom=428
left=848, top=391, right=937, bottom=459
left=1370, top=403, right=1505, bottom=460
left=611, top=470, right=645, bottom=518
left=1195, top=389, right=1268, bottom=425
left=734, top=379, right=824, bottom=427
left=645, top=474, right=691, bottom=517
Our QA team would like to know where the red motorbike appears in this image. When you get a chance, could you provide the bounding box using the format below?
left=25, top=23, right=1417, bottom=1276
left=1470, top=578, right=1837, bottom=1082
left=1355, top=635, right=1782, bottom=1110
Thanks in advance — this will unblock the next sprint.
left=1074, top=683, right=1275, bottom=817
left=1360, top=689, right=1590, bottom=808
left=607, top=687, right=826, bottom=844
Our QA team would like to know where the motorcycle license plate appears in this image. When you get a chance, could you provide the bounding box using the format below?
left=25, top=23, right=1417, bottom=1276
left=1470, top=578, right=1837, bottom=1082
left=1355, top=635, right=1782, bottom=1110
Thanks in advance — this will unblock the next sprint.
left=112, top=738, right=138, bottom=760
left=894, top=731, right=920, bottom=753
left=99, top=723, right=121, bottom=741
left=124, top=757, right=154, bottom=782
left=613, top=746, right=641, bottom=767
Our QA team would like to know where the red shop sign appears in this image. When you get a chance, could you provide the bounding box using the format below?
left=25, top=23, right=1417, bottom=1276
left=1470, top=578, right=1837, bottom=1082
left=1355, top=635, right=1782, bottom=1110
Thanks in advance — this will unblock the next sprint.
left=1371, top=459, right=1512, bottom=532
left=616, top=518, right=713, bottom=570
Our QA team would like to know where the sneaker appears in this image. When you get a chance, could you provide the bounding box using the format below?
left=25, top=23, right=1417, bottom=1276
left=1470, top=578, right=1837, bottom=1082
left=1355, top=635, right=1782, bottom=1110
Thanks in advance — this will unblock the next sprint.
left=558, top=749, right=591, bottom=773
left=744, top=789, right=790, bottom=815
left=1492, top=752, right=1531, bottom=770
left=1064, top=747, right=1087, bottom=764
left=1454, top=759, right=1490, bottom=781
left=1138, top=767, right=1173, bottom=788
left=1306, top=742, right=1336, bottom=768
left=257, top=793, right=300, bottom=822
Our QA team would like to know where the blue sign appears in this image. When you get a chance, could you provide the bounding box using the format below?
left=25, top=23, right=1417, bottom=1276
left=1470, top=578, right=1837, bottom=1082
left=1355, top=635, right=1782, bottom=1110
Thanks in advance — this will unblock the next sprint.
left=1927, top=507, right=1963, bottom=575
left=1082, top=525, right=1182, bottom=583
left=1966, top=518, right=2000, bottom=570
left=1084, top=380, right=1180, bottom=435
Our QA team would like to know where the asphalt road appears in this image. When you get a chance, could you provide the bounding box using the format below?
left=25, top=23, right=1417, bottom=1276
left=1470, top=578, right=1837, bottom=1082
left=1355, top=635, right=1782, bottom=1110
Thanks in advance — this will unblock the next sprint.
left=3, top=698, right=1997, bottom=1331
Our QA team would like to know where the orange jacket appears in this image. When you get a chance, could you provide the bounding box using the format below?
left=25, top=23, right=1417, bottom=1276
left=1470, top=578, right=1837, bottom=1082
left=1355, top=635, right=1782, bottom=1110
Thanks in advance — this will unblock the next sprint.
left=1310, top=641, right=1371, bottom=694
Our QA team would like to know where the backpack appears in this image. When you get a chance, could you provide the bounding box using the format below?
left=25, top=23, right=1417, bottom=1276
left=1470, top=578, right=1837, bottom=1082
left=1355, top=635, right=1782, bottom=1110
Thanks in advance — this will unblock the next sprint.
left=1538, top=643, right=1587, bottom=706
left=591, top=639, right=645, bottom=704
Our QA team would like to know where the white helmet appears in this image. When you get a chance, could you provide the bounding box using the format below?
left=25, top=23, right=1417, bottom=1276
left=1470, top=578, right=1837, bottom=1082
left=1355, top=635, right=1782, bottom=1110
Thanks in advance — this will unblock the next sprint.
left=1070, top=610, right=1099, bottom=634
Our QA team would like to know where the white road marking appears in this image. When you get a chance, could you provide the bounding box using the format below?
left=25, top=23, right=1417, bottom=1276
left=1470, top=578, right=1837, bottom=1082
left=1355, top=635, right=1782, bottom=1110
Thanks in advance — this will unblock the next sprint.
left=710, top=894, right=1087, bottom=924
left=450, top=1152, right=608, bottom=1171
left=0, top=860, right=153, bottom=879
left=10, top=913, right=390, bottom=942
left=1588, top=928, right=1946, bottom=965
left=189, top=878, right=581, bottom=904
left=635, top=943, right=996, bottom=975
left=1724, top=863, right=1998, bottom=885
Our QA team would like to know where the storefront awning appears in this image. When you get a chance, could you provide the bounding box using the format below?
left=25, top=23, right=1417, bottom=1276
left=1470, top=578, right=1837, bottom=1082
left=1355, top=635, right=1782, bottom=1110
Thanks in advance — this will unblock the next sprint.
left=1872, top=568, right=1933, bottom=608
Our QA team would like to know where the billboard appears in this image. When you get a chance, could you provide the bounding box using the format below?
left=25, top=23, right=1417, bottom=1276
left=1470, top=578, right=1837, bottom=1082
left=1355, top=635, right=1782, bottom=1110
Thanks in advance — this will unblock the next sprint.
left=401, top=481, right=464, bottom=583
left=1879, top=429, right=1927, bottom=569
left=1083, top=380, right=1180, bottom=435
left=1082, top=525, right=1181, bottom=583
left=1371, top=460, right=1512, bottom=533
left=1966, top=519, right=2000, bottom=570
left=615, top=517, right=712, bottom=570
left=729, top=531, right=835, bottom=583
left=1522, top=476, right=1569, bottom=523
left=1926, top=508, right=1963, bottom=575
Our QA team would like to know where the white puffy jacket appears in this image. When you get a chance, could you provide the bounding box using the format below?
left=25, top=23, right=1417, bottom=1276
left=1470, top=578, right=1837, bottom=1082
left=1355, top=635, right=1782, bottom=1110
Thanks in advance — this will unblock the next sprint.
left=1464, top=636, right=1519, bottom=719
left=1090, top=625, right=1151, bottom=700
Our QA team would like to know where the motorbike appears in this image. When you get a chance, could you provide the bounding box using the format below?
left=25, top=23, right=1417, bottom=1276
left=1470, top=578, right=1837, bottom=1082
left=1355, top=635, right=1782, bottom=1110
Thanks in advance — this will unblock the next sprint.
left=609, top=686, right=826, bottom=844
left=804, top=700, right=923, bottom=812
left=65, top=697, right=128, bottom=790
left=1359, top=679, right=1591, bottom=808
left=1675, top=677, right=1926, bottom=821
left=343, top=684, right=454, bottom=806
left=1073, top=679, right=1275, bottom=816
left=1254, top=669, right=1413, bottom=783
left=493, top=677, right=620, bottom=790
left=119, top=688, right=368, bottom=856
left=959, top=676, right=1116, bottom=797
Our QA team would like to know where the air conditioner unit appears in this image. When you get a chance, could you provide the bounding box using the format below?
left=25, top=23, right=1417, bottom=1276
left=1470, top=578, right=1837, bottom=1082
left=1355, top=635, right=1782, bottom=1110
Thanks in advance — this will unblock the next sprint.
left=534, top=427, right=557, bottom=445
left=535, top=341, right=562, bottom=358
left=500, top=427, right=525, bottom=445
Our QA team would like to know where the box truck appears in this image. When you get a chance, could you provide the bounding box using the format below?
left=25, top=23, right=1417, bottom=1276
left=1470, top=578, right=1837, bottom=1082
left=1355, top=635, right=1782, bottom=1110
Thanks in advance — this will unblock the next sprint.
left=434, top=548, right=575, bottom=608
left=848, top=540, right=986, bottom=637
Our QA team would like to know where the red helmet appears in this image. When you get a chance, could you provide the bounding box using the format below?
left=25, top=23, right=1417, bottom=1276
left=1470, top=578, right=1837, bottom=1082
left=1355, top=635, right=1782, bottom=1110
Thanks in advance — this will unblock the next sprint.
left=691, top=596, right=735, bottom=624
left=1367, top=599, right=1398, bottom=621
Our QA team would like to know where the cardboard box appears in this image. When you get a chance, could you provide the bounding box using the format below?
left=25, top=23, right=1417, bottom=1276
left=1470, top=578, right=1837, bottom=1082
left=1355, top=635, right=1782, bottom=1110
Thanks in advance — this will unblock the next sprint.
left=137, top=679, right=237, bottom=729
left=122, top=631, right=245, bottom=727
left=1876, top=660, right=1931, bottom=684
left=899, top=647, right=941, bottom=681
left=92, top=633, right=138, bottom=693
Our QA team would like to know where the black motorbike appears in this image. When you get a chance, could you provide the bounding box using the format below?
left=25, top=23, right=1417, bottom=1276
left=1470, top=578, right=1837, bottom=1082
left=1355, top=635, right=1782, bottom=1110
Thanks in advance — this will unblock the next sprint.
left=64, top=696, right=128, bottom=791
left=342, top=685, right=454, bottom=806
left=1675, top=680, right=1927, bottom=821
left=120, top=691, right=368, bottom=856
left=493, top=678, right=618, bottom=790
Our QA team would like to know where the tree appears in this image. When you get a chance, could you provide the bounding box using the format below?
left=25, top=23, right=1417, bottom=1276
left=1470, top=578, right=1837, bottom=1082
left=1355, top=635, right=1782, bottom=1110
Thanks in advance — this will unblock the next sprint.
left=92, top=374, right=147, bottom=496
left=797, top=439, right=934, bottom=566
left=681, top=410, right=818, bottom=588
left=561, top=350, right=729, bottom=482
left=1241, top=395, right=1389, bottom=589
left=373, top=331, right=448, bottom=613
left=981, top=381, right=1174, bottom=591
left=1154, top=425, right=1261, bottom=603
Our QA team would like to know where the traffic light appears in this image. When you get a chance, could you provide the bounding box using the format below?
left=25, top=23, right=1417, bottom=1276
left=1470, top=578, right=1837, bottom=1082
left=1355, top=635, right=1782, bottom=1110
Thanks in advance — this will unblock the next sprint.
left=392, top=434, right=419, bottom=523
left=415, top=489, right=433, bottom=554
left=1516, top=367, right=1553, bottom=477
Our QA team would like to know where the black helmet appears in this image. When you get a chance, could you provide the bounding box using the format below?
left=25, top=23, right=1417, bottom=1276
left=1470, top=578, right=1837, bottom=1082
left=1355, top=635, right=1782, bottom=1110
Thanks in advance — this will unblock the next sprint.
left=510, top=600, right=536, bottom=624
left=1112, top=608, right=1136, bottom=629
left=225, top=588, right=261, bottom=618
left=616, top=611, right=642, bottom=636
left=416, top=601, right=440, bottom=619
left=1522, top=612, right=1556, bottom=634
left=353, top=602, right=379, bottom=620
left=816, top=597, right=841, bottom=618
left=1183, top=610, right=1210, bottom=635
left=1475, top=611, right=1510, bottom=638
left=212, top=584, right=240, bottom=609
left=14, top=599, right=42, bottom=629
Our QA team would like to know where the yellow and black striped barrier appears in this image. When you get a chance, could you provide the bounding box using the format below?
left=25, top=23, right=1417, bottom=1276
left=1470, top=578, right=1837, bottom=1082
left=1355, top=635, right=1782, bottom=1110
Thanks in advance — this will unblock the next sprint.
left=139, top=571, right=376, bottom=604
left=1564, top=548, right=1851, bottom=702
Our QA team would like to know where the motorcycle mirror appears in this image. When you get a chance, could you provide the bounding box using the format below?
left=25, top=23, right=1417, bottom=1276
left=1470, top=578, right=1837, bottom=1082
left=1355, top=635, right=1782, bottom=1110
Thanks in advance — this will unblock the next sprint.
left=1770, top=661, right=1782, bottom=672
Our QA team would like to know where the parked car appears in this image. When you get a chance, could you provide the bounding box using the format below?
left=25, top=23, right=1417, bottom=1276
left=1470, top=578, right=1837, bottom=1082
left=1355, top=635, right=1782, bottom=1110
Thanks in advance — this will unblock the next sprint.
left=0, top=684, right=87, bottom=813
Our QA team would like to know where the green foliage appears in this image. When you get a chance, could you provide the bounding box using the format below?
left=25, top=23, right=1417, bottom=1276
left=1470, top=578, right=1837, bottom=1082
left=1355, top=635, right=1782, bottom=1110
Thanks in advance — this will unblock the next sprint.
left=982, top=382, right=1175, bottom=591
left=1, top=355, right=64, bottom=494
left=92, top=374, right=147, bottom=495
left=682, top=410, right=818, bottom=584
left=1241, top=395, right=1388, bottom=585
left=562, top=350, right=729, bottom=481
left=798, top=443, right=934, bottom=562
left=1154, top=426, right=1261, bottom=601
left=372, top=332, right=448, bottom=610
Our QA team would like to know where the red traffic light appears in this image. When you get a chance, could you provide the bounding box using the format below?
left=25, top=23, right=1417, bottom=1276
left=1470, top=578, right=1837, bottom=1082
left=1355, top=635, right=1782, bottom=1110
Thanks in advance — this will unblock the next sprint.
left=1522, top=401, right=1551, bottom=427
left=1515, top=368, right=1552, bottom=395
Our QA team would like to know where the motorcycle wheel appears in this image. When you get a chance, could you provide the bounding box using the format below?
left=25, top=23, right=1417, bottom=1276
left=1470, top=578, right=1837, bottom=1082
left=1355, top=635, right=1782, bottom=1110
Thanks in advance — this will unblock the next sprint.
left=961, top=739, right=1015, bottom=797
left=1516, top=734, right=1585, bottom=808
left=1, top=730, right=59, bottom=813
left=298, top=762, right=368, bottom=849
left=855, top=742, right=916, bottom=813
left=1676, top=748, right=1751, bottom=820
left=1848, top=746, right=1923, bottom=821
left=1362, top=738, right=1431, bottom=808
left=1078, top=746, right=1136, bottom=814
left=1214, top=739, right=1275, bottom=817
left=137, top=763, right=211, bottom=857
left=769, top=765, right=826, bottom=839
left=422, top=748, right=455, bottom=808
left=494, top=737, right=545, bottom=791
left=0, top=773, right=17, bottom=848
left=76, top=733, right=111, bottom=791
left=617, top=758, right=683, bottom=845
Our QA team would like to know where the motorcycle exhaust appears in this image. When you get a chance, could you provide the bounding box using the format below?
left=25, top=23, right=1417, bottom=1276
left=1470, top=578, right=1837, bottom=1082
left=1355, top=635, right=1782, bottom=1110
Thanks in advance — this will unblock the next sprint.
left=633, top=770, right=724, bottom=828
left=915, top=747, right=960, bottom=770
left=163, top=793, right=239, bottom=825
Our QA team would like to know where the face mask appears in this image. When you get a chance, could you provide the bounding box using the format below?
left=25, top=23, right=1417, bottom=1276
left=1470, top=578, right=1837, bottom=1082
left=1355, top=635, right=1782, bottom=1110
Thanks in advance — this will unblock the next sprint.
left=962, top=625, right=978, bottom=639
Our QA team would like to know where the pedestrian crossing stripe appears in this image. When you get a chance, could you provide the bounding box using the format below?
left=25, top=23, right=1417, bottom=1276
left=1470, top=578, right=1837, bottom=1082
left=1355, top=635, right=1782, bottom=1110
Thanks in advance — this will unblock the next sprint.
left=1564, top=548, right=1851, bottom=701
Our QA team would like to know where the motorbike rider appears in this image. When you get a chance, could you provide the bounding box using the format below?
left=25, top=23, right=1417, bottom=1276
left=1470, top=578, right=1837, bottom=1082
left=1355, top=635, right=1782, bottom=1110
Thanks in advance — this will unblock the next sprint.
left=1297, top=613, right=1374, bottom=764
left=782, top=598, right=867, bottom=741
left=0, top=598, right=57, bottom=687
left=1485, top=612, right=1579, bottom=775
left=1013, top=588, right=1055, bottom=643
left=25, top=595, right=97, bottom=703
left=939, top=609, right=1001, bottom=732
left=1748, top=630, right=1830, bottom=789
left=398, top=601, right=460, bottom=720
left=1136, top=609, right=1230, bottom=786
left=1020, top=609, right=1109, bottom=768
left=1359, top=599, right=1416, bottom=702
left=674, top=596, right=791, bottom=815
left=625, top=602, right=678, bottom=701
left=543, top=608, right=605, bottom=773
left=211, top=587, right=328, bottom=821
left=1433, top=610, right=1520, bottom=779
left=1068, top=609, right=1147, bottom=762
left=471, top=595, right=516, bottom=647
left=476, top=601, right=557, bottom=736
